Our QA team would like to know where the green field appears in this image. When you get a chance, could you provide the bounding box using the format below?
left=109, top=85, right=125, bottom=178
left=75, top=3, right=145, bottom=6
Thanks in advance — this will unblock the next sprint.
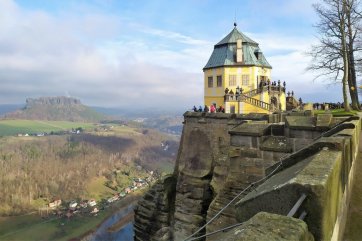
left=85, top=177, right=118, bottom=201
left=0, top=120, right=95, bottom=136
left=0, top=193, right=143, bottom=241
left=314, top=109, right=359, bottom=116
left=0, top=208, right=115, bottom=241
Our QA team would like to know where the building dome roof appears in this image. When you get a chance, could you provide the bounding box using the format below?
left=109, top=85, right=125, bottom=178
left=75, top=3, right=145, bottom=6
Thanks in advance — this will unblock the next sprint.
left=203, top=25, right=272, bottom=70
left=215, top=26, right=258, bottom=46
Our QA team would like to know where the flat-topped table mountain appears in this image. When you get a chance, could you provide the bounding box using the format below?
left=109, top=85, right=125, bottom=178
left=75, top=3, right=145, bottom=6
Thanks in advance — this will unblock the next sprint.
left=4, top=96, right=107, bottom=122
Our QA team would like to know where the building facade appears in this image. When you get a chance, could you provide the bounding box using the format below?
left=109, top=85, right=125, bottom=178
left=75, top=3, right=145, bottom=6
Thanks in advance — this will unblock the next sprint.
left=203, top=24, right=286, bottom=114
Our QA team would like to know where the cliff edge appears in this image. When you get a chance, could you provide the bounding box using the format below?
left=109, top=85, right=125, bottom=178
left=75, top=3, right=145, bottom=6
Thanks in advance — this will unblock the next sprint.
left=134, top=111, right=360, bottom=241
left=4, top=96, right=106, bottom=122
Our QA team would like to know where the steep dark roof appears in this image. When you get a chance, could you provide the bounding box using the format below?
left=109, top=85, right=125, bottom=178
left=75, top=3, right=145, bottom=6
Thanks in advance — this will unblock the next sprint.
left=216, top=27, right=258, bottom=46
left=204, top=27, right=272, bottom=70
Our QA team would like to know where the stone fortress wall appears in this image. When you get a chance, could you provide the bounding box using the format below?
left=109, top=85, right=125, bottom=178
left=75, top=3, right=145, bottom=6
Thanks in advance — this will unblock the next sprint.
left=134, top=111, right=361, bottom=241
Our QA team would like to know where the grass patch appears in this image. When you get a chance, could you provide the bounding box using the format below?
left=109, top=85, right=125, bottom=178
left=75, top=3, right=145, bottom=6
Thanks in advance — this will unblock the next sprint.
left=94, top=125, right=140, bottom=137
left=0, top=210, right=111, bottom=241
left=30, top=199, right=48, bottom=209
left=0, top=120, right=94, bottom=136
left=152, top=161, right=175, bottom=174
left=0, top=215, right=39, bottom=237
left=84, top=177, right=117, bottom=201
left=0, top=193, right=144, bottom=241
left=314, top=109, right=359, bottom=116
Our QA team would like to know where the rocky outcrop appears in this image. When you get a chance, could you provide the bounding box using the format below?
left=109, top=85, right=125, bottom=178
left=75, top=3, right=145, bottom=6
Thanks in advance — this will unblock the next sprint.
left=134, top=112, right=276, bottom=241
left=26, top=96, right=81, bottom=106
left=4, top=96, right=106, bottom=122
left=134, top=175, right=176, bottom=241
left=133, top=112, right=357, bottom=241
left=172, top=113, right=233, bottom=240
left=221, top=212, right=314, bottom=241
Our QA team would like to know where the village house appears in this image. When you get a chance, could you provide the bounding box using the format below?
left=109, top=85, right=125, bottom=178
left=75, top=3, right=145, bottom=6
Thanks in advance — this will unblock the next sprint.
left=90, top=207, right=99, bottom=214
left=107, top=194, right=119, bottom=203
left=113, top=194, right=119, bottom=200
left=88, top=199, right=97, bottom=207
left=48, top=199, right=62, bottom=209
left=125, top=187, right=132, bottom=194
left=80, top=202, right=88, bottom=208
left=69, top=201, right=78, bottom=210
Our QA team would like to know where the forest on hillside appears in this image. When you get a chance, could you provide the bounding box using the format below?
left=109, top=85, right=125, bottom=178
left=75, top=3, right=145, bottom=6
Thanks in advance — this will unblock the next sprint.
left=0, top=130, right=178, bottom=215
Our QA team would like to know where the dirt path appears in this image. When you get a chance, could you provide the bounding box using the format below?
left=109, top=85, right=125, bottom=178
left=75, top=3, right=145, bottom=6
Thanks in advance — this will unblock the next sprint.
left=343, top=132, right=362, bottom=241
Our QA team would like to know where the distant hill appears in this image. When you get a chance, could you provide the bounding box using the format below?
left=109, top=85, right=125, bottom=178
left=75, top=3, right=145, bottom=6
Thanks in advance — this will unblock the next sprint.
left=4, top=97, right=107, bottom=122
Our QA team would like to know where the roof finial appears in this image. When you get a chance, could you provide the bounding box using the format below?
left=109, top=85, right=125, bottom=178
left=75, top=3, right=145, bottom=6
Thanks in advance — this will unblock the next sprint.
left=234, top=22, right=237, bottom=27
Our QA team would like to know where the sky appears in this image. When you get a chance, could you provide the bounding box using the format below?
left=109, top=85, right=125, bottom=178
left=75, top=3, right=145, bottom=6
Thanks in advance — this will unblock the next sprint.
left=0, top=0, right=344, bottom=110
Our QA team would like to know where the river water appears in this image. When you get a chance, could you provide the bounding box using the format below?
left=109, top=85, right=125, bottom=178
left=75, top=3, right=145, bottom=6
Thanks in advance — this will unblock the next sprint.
left=89, top=205, right=134, bottom=241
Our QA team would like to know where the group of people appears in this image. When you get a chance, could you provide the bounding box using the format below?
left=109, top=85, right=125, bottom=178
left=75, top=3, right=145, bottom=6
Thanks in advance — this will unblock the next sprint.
left=259, top=79, right=286, bottom=88
left=313, top=102, right=342, bottom=110
left=192, top=104, right=225, bottom=113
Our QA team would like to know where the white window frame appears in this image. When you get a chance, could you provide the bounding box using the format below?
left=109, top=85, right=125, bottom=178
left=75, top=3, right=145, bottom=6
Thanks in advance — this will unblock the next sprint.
left=242, top=75, right=249, bottom=86
left=229, top=75, right=236, bottom=86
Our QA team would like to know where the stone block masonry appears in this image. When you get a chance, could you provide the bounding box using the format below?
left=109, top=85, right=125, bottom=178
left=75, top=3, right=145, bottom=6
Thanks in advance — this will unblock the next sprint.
left=133, top=112, right=361, bottom=241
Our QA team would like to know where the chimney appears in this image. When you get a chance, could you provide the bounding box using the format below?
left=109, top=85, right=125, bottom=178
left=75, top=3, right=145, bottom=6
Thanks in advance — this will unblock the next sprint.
left=236, top=38, right=243, bottom=63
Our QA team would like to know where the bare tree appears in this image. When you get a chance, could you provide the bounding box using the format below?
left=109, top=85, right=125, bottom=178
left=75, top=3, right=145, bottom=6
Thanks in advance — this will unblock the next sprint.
left=308, top=0, right=362, bottom=111
left=346, top=0, right=362, bottom=109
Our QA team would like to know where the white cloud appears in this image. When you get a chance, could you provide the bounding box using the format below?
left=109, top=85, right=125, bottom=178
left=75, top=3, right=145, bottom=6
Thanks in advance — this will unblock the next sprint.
left=0, top=0, right=344, bottom=110
left=141, top=27, right=211, bottom=46
left=271, top=51, right=343, bottom=103
left=0, top=0, right=206, bottom=109
left=248, top=31, right=343, bottom=103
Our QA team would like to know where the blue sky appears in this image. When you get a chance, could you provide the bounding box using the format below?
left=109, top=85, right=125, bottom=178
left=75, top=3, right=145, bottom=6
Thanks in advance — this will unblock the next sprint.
left=0, top=0, right=343, bottom=109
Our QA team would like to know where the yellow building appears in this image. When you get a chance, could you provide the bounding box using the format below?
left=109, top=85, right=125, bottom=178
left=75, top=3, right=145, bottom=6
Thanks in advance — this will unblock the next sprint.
left=203, top=23, right=286, bottom=114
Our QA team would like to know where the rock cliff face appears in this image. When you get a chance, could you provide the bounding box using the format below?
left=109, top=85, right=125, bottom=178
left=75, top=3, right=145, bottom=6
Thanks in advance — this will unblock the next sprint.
left=134, top=175, right=176, bottom=241
left=4, top=96, right=105, bottom=122
left=26, top=96, right=81, bottom=106
left=134, top=112, right=233, bottom=240
left=134, top=111, right=359, bottom=241
left=134, top=112, right=297, bottom=241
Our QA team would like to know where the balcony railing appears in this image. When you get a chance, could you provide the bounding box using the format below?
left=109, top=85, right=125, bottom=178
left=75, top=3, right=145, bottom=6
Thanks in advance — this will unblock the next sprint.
left=233, top=85, right=285, bottom=98
left=241, top=95, right=271, bottom=110
left=225, top=94, right=271, bottom=111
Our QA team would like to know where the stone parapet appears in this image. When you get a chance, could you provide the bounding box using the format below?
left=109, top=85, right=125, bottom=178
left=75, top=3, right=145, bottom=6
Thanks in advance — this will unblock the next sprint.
left=133, top=112, right=361, bottom=241
left=235, top=116, right=361, bottom=241
left=221, top=212, right=314, bottom=241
